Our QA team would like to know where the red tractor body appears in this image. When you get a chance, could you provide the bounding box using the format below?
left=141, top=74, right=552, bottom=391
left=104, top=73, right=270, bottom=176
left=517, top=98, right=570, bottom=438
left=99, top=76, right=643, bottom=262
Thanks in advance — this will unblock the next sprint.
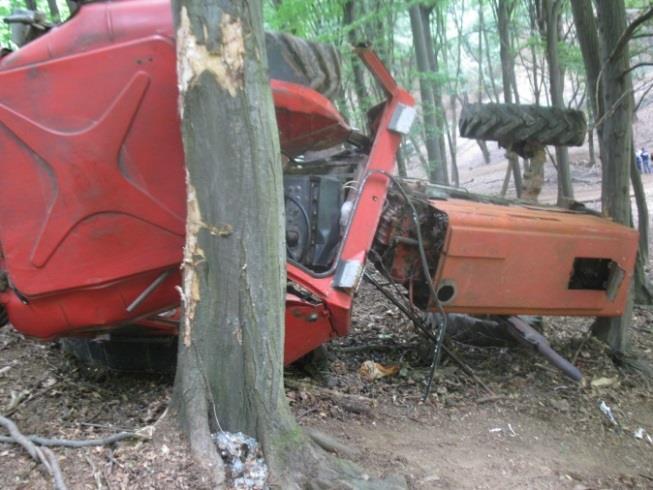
left=0, top=0, right=639, bottom=365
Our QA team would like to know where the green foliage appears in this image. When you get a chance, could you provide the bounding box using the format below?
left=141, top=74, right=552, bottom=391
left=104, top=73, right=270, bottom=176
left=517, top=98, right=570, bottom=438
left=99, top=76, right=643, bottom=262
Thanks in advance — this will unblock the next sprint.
left=0, top=0, right=71, bottom=48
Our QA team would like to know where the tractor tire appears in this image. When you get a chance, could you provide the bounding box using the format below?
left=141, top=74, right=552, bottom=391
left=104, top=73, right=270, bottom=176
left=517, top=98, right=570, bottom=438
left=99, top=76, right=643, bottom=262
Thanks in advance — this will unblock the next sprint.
left=266, top=32, right=341, bottom=100
left=459, top=103, right=586, bottom=157
left=61, top=334, right=177, bottom=373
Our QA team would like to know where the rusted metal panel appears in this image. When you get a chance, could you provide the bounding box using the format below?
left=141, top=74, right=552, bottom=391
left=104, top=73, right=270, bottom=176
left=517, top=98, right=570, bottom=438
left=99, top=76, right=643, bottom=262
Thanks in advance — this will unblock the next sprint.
left=430, top=199, right=639, bottom=316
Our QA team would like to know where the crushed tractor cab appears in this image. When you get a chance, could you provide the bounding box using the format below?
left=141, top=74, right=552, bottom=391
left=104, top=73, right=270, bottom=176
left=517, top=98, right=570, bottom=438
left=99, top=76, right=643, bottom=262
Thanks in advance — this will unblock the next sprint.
left=0, top=0, right=639, bottom=378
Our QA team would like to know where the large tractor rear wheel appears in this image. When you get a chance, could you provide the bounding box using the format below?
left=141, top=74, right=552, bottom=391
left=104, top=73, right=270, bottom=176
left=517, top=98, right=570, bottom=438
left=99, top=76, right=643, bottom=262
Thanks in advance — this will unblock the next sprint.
left=266, top=32, right=342, bottom=100
left=459, top=103, right=586, bottom=157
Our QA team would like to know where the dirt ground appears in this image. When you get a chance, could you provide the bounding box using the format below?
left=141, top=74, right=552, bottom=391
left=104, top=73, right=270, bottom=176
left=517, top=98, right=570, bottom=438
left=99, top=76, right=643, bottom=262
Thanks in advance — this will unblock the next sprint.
left=1, top=137, right=653, bottom=489
left=1, top=283, right=652, bottom=489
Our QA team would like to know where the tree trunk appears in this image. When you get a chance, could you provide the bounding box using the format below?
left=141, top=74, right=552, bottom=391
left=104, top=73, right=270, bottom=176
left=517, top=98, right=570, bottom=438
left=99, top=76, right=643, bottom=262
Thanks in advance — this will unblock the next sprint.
left=571, top=0, right=603, bottom=137
left=171, top=2, right=398, bottom=487
left=480, top=3, right=501, bottom=102
left=46, top=0, right=61, bottom=22
left=496, top=0, right=522, bottom=197
left=24, top=0, right=37, bottom=10
left=409, top=5, right=446, bottom=183
left=66, top=1, right=77, bottom=15
left=426, top=5, right=449, bottom=182
left=590, top=0, right=634, bottom=355
left=630, top=152, right=653, bottom=304
left=543, top=0, right=573, bottom=204
left=343, top=1, right=368, bottom=125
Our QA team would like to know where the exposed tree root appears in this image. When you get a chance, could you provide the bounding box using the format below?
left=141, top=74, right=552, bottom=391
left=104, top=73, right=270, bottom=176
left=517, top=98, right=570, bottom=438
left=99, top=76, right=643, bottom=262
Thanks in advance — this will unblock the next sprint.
left=307, top=429, right=360, bottom=458
left=613, top=351, right=653, bottom=379
left=264, top=425, right=408, bottom=490
left=0, top=416, right=67, bottom=490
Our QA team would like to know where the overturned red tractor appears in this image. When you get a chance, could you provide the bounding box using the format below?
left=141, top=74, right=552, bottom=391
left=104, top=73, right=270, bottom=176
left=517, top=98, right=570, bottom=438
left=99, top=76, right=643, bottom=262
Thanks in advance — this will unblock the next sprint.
left=0, top=0, right=639, bottom=376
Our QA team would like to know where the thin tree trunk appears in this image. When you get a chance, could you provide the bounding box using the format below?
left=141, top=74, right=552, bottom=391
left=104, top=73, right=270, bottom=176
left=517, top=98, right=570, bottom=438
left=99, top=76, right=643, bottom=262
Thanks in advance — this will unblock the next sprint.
left=409, top=5, right=446, bottom=183
left=480, top=4, right=501, bottom=102
left=591, top=0, right=634, bottom=354
left=343, top=1, right=367, bottom=124
left=24, top=0, right=37, bottom=10
left=543, top=0, right=573, bottom=204
left=46, top=0, right=61, bottom=22
left=496, top=0, right=522, bottom=197
left=420, top=6, right=449, bottom=184
left=475, top=3, right=492, bottom=165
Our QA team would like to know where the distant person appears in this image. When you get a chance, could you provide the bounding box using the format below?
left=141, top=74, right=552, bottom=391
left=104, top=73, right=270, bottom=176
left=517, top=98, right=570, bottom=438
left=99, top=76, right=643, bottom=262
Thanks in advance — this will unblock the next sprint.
left=636, top=151, right=643, bottom=173
left=641, top=147, right=651, bottom=174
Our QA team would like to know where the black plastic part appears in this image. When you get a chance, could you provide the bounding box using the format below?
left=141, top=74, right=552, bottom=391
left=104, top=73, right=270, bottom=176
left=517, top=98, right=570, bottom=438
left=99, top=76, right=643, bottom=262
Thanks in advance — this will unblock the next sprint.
left=61, top=334, right=177, bottom=373
left=284, top=175, right=343, bottom=271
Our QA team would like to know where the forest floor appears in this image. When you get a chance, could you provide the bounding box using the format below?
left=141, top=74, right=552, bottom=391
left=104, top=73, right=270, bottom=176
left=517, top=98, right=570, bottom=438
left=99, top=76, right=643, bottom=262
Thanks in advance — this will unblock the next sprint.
left=1, top=147, right=653, bottom=489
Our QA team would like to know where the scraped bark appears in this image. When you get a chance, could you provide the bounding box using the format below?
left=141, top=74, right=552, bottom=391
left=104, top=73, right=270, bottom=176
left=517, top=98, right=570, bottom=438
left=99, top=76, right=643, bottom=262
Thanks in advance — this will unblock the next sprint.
left=170, top=2, right=403, bottom=487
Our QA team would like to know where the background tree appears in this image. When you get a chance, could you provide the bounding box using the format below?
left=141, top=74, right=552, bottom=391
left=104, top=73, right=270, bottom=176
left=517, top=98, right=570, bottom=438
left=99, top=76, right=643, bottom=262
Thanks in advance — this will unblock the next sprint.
left=410, top=4, right=448, bottom=183
left=494, top=0, right=523, bottom=196
left=540, top=0, right=574, bottom=204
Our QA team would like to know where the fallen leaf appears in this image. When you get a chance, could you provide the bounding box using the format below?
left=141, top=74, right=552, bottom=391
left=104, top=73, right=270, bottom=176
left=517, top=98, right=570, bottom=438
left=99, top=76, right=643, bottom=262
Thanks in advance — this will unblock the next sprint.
left=591, top=376, right=618, bottom=388
left=358, top=360, right=400, bottom=381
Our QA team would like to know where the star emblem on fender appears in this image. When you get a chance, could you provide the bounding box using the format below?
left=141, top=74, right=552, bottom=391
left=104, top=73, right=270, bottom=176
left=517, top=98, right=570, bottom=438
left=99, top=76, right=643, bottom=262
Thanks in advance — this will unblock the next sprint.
left=0, top=72, right=185, bottom=267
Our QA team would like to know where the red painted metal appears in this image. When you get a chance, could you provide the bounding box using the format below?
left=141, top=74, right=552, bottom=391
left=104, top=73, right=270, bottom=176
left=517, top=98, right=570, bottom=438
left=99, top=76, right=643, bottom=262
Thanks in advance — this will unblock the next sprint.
left=0, top=0, right=357, bottom=363
left=271, top=80, right=351, bottom=158
left=429, top=199, right=639, bottom=316
left=0, top=0, right=640, bottom=367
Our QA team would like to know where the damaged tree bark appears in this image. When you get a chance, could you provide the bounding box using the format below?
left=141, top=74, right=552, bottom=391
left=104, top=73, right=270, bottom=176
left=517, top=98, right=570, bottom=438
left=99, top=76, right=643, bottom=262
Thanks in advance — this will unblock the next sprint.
left=170, top=0, right=294, bottom=484
left=170, top=2, right=404, bottom=487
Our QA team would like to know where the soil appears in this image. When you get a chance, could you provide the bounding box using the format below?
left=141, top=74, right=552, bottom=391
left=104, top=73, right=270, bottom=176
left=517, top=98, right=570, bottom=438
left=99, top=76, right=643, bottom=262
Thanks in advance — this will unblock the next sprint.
left=2, top=120, right=653, bottom=489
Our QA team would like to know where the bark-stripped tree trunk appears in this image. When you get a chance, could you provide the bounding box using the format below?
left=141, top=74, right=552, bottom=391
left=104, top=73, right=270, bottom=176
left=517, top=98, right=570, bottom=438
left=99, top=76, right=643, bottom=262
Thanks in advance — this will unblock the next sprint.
left=543, top=0, right=574, bottom=204
left=170, top=2, right=403, bottom=486
left=171, top=0, right=291, bottom=483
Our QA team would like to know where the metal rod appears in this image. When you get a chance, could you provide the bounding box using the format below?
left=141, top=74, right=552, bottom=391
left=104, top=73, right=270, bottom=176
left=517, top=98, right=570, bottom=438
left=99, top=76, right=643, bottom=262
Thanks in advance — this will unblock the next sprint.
left=126, top=270, right=172, bottom=312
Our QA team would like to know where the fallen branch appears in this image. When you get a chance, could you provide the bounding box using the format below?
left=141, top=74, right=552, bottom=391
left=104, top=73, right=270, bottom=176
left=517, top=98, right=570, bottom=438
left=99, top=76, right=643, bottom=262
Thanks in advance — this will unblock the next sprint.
left=0, top=415, right=67, bottom=490
left=0, top=431, right=142, bottom=448
left=285, top=378, right=373, bottom=416
left=333, top=342, right=419, bottom=354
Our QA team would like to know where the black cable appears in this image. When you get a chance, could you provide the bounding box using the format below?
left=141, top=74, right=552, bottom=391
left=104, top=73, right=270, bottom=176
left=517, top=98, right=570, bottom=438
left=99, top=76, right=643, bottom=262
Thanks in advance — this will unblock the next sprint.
left=363, top=170, right=448, bottom=401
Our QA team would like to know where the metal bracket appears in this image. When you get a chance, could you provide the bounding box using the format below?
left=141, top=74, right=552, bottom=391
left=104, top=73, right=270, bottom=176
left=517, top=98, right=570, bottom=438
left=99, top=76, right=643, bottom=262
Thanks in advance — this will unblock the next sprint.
left=388, top=103, right=416, bottom=135
left=333, top=259, right=364, bottom=291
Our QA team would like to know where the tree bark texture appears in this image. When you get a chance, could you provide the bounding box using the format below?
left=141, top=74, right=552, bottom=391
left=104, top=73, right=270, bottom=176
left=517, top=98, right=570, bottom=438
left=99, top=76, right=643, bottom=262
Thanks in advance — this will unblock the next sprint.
left=590, top=0, right=634, bottom=354
left=170, top=3, right=390, bottom=487
left=171, top=0, right=302, bottom=485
